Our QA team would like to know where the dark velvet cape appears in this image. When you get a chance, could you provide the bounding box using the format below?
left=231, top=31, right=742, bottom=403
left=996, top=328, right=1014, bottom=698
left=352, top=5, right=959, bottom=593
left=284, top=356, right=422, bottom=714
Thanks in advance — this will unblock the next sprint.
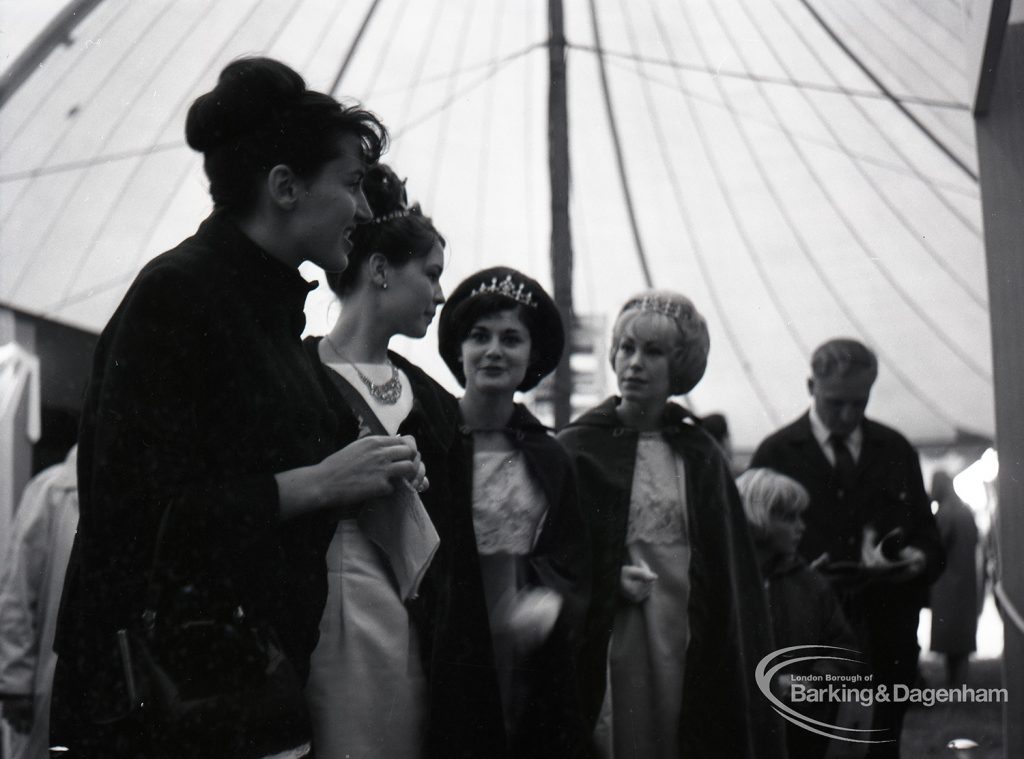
left=557, top=397, right=786, bottom=759
left=453, top=403, right=591, bottom=759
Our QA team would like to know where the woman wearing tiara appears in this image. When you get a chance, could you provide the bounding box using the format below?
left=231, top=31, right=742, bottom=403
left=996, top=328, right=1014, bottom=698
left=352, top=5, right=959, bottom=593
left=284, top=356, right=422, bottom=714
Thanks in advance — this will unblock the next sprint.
left=304, top=165, right=507, bottom=758
left=558, top=291, right=784, bottom=759
left=437, top=267, right=590, bottom=758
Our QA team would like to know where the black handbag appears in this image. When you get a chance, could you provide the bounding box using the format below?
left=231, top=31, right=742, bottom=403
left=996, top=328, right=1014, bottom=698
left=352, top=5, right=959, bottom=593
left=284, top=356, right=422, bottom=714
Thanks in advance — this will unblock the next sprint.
left=113, top=504, right=312, bottom=757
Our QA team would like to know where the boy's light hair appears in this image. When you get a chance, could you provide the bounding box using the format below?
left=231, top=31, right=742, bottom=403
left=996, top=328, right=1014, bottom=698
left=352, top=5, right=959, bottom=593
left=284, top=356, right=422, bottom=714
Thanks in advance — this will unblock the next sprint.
left=736, top=468, right=810, bottom=540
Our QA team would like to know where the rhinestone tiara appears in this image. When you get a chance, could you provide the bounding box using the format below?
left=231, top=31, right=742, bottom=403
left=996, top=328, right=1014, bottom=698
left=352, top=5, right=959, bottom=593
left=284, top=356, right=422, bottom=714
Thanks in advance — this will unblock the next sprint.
left=469, top=274, right=539, bottom=308
left=626, top=295, right=685, bottom=319
left=368, top=208, right=412, bottom=225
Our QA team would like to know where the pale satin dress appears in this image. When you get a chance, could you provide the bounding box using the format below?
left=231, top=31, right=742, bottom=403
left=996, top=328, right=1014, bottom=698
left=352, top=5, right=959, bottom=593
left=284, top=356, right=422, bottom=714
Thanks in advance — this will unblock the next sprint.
left=598, top=432, right=692, bottom=759
left=304, top=362, right=428, bottom=759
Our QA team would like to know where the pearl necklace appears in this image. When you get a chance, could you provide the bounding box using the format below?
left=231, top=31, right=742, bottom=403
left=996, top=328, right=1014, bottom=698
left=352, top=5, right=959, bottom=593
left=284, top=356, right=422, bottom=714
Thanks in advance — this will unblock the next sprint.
left=324, top=335, right=403, bottom=405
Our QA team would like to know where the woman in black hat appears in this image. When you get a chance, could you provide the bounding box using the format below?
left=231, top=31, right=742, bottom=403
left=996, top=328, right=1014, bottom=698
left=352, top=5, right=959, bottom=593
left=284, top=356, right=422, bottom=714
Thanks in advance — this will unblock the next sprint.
left=437, top=267, right=590, bottom=758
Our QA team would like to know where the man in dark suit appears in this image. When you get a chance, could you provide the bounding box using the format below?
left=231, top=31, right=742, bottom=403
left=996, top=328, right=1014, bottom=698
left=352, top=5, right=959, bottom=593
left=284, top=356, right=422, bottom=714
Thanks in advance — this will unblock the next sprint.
left=750, top=338, right=943, bottom=759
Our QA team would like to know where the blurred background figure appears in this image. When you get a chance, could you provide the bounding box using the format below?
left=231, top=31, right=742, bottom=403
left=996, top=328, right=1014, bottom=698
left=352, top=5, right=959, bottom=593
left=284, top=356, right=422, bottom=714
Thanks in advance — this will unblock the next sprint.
left=737, top=467, right=856, bottom=759
left=750, top=338, right=943, bottom=759
left=700, top=412, right=735, bottom=472
left=929, top=470, right=980, bottom=687
left=0, top=445, right=78, bottom=759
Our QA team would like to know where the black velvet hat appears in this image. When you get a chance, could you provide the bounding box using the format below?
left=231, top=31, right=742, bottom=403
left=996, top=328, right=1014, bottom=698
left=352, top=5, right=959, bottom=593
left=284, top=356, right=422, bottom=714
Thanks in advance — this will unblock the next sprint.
left=438, top=266, right=564, bottom=392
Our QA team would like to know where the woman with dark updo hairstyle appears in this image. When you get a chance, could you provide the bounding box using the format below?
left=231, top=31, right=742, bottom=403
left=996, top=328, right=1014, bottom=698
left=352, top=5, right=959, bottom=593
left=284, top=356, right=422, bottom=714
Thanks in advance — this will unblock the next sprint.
left=435, top=267, right=590, bottom=758
left=49, top=58, right=430, bottom=758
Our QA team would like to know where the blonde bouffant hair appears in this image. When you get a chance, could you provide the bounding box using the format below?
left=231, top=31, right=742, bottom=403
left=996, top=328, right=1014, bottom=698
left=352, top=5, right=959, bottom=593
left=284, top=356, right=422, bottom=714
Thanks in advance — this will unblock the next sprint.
left=610, top=290, right=710, bottom=396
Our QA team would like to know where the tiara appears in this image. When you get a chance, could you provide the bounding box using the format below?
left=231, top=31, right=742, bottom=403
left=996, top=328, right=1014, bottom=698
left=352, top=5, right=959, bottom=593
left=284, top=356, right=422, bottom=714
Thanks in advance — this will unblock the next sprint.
left=469, top=275, right=539, bottom=308
left=368, top=208, right=412, bottom=225
left=628, top=295, right=685, bottom=319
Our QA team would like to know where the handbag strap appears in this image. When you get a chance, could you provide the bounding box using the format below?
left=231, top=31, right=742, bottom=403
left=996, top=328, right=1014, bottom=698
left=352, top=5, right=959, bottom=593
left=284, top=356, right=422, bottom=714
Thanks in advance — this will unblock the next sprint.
left=141, top=500, right=176, bottom=629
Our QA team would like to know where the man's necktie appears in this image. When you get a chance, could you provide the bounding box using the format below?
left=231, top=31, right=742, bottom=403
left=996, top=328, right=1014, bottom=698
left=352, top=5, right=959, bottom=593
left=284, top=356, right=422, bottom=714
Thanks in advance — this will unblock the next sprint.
left=829, top=433, right=856, bottom=493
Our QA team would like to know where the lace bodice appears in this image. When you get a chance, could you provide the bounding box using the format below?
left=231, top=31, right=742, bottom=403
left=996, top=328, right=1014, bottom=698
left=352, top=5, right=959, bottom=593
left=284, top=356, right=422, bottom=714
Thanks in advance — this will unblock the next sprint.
left=472, top=446, right=549, bottom=555
left=625, top=432, right=689, bottom=545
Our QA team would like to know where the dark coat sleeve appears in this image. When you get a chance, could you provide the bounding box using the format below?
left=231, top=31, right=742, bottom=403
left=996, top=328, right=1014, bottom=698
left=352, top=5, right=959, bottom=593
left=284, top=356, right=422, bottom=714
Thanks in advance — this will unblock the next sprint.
left=523, top=435, right=591, bottom=645
left=768, top=565, right=858, bottom=676
left=889, top=434, right=943, bottom=585
left=554, top=423, right=633, bottom=735
left=819, top=577, right=859, bottom=662
left=515, top=432, right=591, bottom=758
left=420, top=424, right=509, bottom=759
left=76, top=264, right=281, bottom=617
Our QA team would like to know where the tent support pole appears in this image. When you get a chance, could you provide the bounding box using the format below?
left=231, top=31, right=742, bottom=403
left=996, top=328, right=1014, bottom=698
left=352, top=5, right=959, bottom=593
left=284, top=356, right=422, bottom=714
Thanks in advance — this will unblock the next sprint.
left=0, top=0, right=105, bottom=109
left=548, top=0, right=574, bottom=429
left=329, top=0, right=383, bottom=96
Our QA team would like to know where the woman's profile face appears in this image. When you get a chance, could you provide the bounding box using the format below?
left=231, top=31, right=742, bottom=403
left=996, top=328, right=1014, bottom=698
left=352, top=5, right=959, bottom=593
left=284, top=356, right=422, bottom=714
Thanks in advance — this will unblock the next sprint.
left=461, top=308, right=532, bottom=397
left=613, top=313, right=677, bottom=409
left=292, top=133, right=372, bottom=272
left=384, top=242, right=446, bottom=338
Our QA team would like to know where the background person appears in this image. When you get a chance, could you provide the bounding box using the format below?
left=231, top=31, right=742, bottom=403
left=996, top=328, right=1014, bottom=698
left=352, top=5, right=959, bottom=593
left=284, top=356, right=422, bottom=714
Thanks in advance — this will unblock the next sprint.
left=750, top=338, right=943, bottom=759
left=558, top=290, right=784, bottom=759
left=48, top=57, right=426, bottom=758
left=438, top=266, right=589, bottom=758
left=699, top=412, right=735, bottom=472
left=928, top=470, right=979, bottom=687
left=737, top=467, right=856, bottom=759
left=0, top=446, right=78, bottom=759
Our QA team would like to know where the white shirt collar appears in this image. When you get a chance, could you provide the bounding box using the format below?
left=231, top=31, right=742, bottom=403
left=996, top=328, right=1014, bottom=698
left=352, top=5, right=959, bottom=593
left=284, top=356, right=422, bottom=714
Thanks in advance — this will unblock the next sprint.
left=809, top=404, right=863, bottom=464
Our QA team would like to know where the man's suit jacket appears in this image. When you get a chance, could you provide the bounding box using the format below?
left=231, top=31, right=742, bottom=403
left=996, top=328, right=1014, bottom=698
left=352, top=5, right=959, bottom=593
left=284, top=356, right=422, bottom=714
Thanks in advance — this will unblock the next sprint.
left=750, top=413, right=943, bottom=654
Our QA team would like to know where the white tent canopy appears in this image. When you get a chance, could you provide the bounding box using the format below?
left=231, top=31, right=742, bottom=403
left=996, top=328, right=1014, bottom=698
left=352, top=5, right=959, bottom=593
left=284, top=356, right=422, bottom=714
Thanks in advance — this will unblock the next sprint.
left=0, top=0, right=993, bottom=451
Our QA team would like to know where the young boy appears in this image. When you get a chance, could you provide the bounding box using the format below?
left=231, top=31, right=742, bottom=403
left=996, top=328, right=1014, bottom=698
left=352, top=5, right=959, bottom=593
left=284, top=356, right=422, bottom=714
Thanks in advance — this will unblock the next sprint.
left=737, top=468, right=858, bottom=759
